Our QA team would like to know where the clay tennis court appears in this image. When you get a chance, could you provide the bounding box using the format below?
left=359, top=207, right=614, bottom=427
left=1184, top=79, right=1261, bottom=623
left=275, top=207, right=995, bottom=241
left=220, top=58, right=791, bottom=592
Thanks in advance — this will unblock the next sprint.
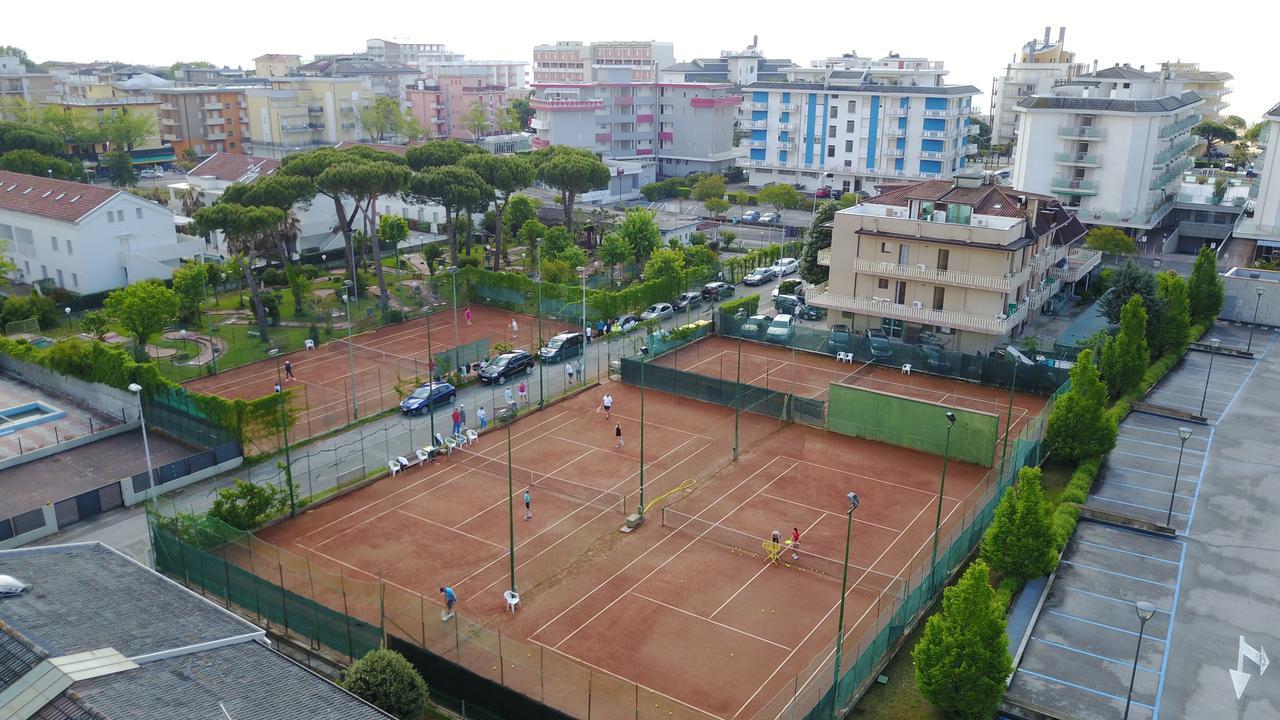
left=652, top=334, right=1044, bottom=456
left=182, top=306, right=574, bottom=442
left=251, top=358, right=1033, bottom=719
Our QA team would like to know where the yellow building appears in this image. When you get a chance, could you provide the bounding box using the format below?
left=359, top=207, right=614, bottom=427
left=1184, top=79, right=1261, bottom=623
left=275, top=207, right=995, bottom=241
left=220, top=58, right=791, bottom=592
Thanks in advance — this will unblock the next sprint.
left=253, top=54, right=301, bottom=79
left=244, top=77, right=375, bottom=158
left=811, top=172, right=1100, bottom=353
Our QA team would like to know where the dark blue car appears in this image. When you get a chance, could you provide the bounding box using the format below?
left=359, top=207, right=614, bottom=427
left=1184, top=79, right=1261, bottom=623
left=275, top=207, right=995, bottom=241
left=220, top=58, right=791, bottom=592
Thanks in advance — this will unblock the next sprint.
left=399, top=381, right=456, bottom=414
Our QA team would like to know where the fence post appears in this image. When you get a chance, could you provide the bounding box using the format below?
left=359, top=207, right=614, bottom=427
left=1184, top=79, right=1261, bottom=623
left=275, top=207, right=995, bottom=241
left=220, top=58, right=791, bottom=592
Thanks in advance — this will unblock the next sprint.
left=276, top=546, right=289, bottom=635
left=306, top=556, right=321, bottom=650
left=339, top=567, right=354, bottom=661
left=498, top=631, right=505, bottom=686
left=453, top=609, right=461, bottom=661
left=248, top=536, right=263, bottom=624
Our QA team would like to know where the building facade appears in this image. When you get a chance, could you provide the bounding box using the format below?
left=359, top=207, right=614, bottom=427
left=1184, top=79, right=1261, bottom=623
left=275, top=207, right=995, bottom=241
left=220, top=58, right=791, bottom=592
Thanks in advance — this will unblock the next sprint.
left=533, top=40, right=675, bottom=84
left=742, top=54, right=980, bottom=194
left=530, top=67, right=741, bottom=176
left=253, top=54, right=301, bottom=78
left=0, top=56, right=54, bottom=106
left=0, top=170, right=199, bottom=293
left=296, top=57, right=419, bottom=101
left=1011, top=64, right=1203, bottom=232
left=154, top=87, right=250, bottom=158
left=1160, top=61, right=1232, bottom=121
left=809, top=173, right=1095, bottom=353
left=1235, top=101, right=1280, bottom=262
left=659, top=46, right=797, bottom=86
left=990, top=27, right=1089, bottom=146
left=366, top=39, right=461, bottom=69
left=244, top=77, right=375, bottom=158
left=405, top=76, right=524, bottom=141
left=418, top=59, right=527, bottom=89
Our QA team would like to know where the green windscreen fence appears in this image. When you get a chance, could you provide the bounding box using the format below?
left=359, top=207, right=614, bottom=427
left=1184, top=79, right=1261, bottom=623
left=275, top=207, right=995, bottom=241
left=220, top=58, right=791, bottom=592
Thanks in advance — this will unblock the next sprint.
left=435, top=338, right=491, bottom=372
left=620, top=356, right=826, bottom=427
left=826, top=382, right=999, bottom=467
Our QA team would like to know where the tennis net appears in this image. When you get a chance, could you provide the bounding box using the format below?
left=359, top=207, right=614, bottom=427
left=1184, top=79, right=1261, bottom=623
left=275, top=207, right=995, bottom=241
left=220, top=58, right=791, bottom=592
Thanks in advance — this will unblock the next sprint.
left=661, top=507, right=906, bottom=597
left=327, top=338, right=429, bottom=376
left=451, top=450, right=628, bottom=515
left=838, top=359, right=877, bottom=387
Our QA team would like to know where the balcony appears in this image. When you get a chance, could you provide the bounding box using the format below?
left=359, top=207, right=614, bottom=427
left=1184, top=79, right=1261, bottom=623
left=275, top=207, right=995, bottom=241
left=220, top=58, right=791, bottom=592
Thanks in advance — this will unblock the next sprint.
left=883, top=148, right=904, bottom=157
left=1153, top=136, right=1196, bottom=166
left=1050, top=177, right=1098, bottom=195
left=821, top=251, right=1033, bottom=292
left=920, top=150, right=949, bottom=160
left=161, top=133, right=178, bottom=142
left=921, top=130, right=948, bottom=139
left=158, top=103, right=174, bottom=111
left=1030, top=243, right=1073, bottom=274
left=1149, top=156, right=1194, bottom=189
left=1027, top=278, right=1061, bottom=313
left=1058, top=125, right=1105, bottom=140
left=206, top=132, right=227, bottom=140
left=308, top=104, right=325, bottom=113
left=776, top=141, right=796, bottom=150
left=159, top=117, right=177, bottom=127
left=923, top=108, right=956, bottom=118
left=1158, top=114, right=1200, bottom=139
left=779, top=103, right=799, bottom=111
left=883, top=128, right=906, bottom=137
left=1048, top=248, right=1103, bottom=283
left=777, top=122, right=797, bottom=131
left=659, top=131, right=674, bottom=141
left=808, top=282, right=1029, bottom=335
left=1053, top=152, right=1100, bottom=167
left=885, top=107, right=908, bottom=117
left=203, top=101, right=222, bottom=111
left=747, top=102, right=769, bottom=110
left=747, top=140, right=767, bottom=148
left=204, top=117, right=225, bottom=125
left=744, top=120, right=767, bottom=130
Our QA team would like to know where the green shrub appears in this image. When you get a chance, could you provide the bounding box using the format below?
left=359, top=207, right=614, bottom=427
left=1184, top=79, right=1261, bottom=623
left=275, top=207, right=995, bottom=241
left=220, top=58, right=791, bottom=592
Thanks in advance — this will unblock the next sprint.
left=719, top=294, right=759, bottom=318
left=208, top=478, right=291, bottom=530
left=343, top=649, right=429, bottom=719
left=1, top=293, right=59, bottom=329
left=260, top=267, right=287, bottom=287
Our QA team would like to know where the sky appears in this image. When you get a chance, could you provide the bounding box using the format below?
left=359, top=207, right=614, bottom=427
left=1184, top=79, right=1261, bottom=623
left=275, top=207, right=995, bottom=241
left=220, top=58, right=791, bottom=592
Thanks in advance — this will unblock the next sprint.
left=9, top=0, right=1275, bottom=121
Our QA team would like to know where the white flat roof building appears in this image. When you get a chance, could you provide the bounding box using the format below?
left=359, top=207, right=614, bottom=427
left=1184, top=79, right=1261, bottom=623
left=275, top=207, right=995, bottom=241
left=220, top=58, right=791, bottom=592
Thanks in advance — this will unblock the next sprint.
left=990, top=27, right=1089, bottom=146
left=1234, top=101, right=1280, bottom=260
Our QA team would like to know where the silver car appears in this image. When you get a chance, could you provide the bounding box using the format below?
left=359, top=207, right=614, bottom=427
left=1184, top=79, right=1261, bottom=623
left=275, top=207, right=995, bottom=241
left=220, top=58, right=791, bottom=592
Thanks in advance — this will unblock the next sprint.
left=641, top=302, right=674, bottom=321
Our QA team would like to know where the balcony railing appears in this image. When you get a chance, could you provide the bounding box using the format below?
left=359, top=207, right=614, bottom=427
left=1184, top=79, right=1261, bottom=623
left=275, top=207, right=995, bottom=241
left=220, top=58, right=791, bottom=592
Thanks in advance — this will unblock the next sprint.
left=747, top=140, right=767, bottom=148
left=885, top=107, right=908, bottom=117
left=1058, top=125, right=1105, bottom=140
left=744, top=120, right=767, bottom=130
left=1048, top=248, right=1103, bottom=283
left=205, top=117, right=225, bottom=125
left=203, top=102, right=222, bottom=111
left=883, top=128, right=906, bottom=137
left=883, top=148, right=904, bottom=157
left=808, top=283, right=1029, bottom=335
left=921, top=130, right=948, bottom=139
left=1050, top=177, right=1098, bottom=195
left=1031, top=243, right=1073, bottom=274
left=820, top=251, right=1032, bottom=292
left=1054, top=152, right=1100, bottom=166
left=777, top=122, right=797, bottom=131
left=776, top=141, right=796, bottom=150
left=779, top=103, right=799, bottom=110
left=1027, top=278, right=1061, bottom=312
left=1158, top=114, right=1200, bottom=139
left=1154, top=136, right=1196, bottom=166
left=920, top=150, right=949, bottom=160
left=1150, top=156, right=1194, bottom=189
left=747, top=102, right=769, bottom=110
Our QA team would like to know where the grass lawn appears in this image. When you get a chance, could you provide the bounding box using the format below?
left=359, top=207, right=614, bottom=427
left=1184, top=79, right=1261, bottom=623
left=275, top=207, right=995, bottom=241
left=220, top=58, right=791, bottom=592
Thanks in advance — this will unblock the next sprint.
left=1038, top=460, right=1075, bottom=506
left=846, top=611, right=942, bottom=720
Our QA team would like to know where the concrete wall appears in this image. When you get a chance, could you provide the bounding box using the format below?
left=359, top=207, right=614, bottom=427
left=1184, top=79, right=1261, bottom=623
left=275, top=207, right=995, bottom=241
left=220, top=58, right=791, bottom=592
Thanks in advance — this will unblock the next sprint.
left=1223, top=273, right=1280, bottom=326
left=0, top=355, right=140, bottom=421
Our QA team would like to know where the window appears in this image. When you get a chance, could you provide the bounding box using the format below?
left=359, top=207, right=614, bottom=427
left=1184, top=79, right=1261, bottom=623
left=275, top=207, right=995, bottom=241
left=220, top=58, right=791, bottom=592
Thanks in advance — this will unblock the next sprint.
left=71, top=272, right=78, bottom=288
left=117, top=210, right=124, bottom=222
left=877, top=278, right=889, bottom=290
left=880, top=241, right=893, bottom=253
left=932, top=287, right=945, bottom=310
left=845, top=140, right=853, bottom=152
left=107, top=213, right=114, bottom=224
left=65, top=239, right=72, bottom=256
left=936, top=249, right=949, bottom=271
left=135, top=207, right=143, bottom=219
left=51, top=236, right=57, bottom=251
left=829, top=106, right=838, bottom=118
left=827, top=145, right=835, bottom=157
left=57, top=269, right=64, bottom=288
left=828, top=125, right=836, bottom=138
left=846, top=120, right=855, bottom=133
left=41, top=264, right=48, bottom=279
left=847, top=100, right=856, bottom=113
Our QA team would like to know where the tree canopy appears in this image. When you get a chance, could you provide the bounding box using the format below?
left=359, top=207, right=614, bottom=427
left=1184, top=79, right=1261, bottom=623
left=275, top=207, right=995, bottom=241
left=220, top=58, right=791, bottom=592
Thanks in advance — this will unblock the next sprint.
left=615, top=208, right=662, bottom=263
left=1084, top=226, right=1136, bottom=256
left=104, top=279, right=179, bottom=357
left=1193, top=120, right=1238, bottom=157
left=1188, top=244, right=1224, bottom=324
left=532, top=145, right=610, bottom=234
left=405, top=139, right=486, bottom=171
left=220, top=174, right=315, bottom=210
left=1154, top=272, right=1191, bottom=357
left=0, top=121, right=66, bottom=156
left=1101, top=295, right=1149, bottom=397
left=982, top=466, right=1056, bottom=583
left=799, top=200, right=837, bottom=284
left=757, top=183, right=803, bottom=212
left=358, top=96, right=415, bottom=142
left=1046, top=349, right=1117, bottom=461
left=406, top=165, right=493, bottom=265
left=0, top=148, right=78, bottom=179
left=1099, top=261, right=1158, bottom=324
left=343, top=649, right=429, bottom=720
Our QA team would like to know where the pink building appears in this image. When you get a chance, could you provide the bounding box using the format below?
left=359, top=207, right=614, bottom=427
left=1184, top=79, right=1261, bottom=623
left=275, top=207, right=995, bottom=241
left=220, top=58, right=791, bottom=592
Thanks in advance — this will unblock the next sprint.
left=407, top=76, right=525, bottom=140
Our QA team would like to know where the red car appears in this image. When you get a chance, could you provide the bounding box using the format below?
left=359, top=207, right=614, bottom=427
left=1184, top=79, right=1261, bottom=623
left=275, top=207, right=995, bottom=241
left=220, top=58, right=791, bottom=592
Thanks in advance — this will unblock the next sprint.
left=815, top=186, right=832, bottom=199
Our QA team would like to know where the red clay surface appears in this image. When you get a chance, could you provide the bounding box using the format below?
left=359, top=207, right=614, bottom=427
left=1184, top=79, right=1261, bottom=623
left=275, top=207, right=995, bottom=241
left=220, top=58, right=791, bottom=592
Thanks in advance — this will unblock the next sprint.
left=182, top=306, right=574, bottom=444
left=252, top=358, right=1035, bottom=719
left=651, top=334, right=1046, bottom=455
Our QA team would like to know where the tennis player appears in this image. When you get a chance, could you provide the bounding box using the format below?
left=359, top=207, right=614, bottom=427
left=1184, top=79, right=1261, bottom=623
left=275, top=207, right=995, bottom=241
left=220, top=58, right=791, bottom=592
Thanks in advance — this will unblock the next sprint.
left=439, top=586, right=457, bottom=620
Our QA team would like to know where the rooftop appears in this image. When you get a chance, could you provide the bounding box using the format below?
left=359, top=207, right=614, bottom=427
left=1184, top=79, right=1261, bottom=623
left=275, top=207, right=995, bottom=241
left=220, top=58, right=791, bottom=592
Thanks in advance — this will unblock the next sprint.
left=0, top=171, right=119, bottom=224
left=298, top=57, right=417, bottom=76
left=1016, top=90, right=1202, bottom=113
left=1080, top=64, right=1157, bottom=81
left=188, top=153, right=280, bottom=183
left=1266, top=101, right=1280, bottom=120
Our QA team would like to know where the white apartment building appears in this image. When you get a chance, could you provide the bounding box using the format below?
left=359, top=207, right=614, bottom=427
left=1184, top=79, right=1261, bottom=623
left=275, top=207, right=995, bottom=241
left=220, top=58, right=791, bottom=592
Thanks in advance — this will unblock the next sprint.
left=365, top=40, right=461, bottom=69
left=530, top=67, right=742, bottom=177
left=1011, top=64, right=1204, bottom=232
left=809, top=172, right=1095, bottom=353
left=0, top=56, right=54, bottom=107
left=742, top=53, right=980, bottom=194
left=0, top=170, right=200, bottom=294
left=1160, top=61, right=1232, bottom=121
left=532, top=41, right=675, bottom=84
left=417, top=60, right=527, bottom=89
left=990, top=27, right=1089, bottom=146
left=1235, top=101, right=1280, bottom=261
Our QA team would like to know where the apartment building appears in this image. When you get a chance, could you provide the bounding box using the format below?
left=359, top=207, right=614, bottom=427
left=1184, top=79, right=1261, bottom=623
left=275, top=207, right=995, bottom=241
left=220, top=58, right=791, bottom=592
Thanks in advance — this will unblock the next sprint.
left=418, top=59, right=526, bottom=89
left=244, top=77, right=375, bottom=158
left=0, top=56, right=54, bottom=106
left=153, top=87, right=250, bottom=158
left=44, top=88, right=171, bottom=166
left=296, top=57, right=419, bottom=100
left=406, top=76, right=523, bottom=141
left=742, top=53, right=980, bottom=194
left=1160, top=61, right=1232, bottom=121
left=1010, top=64, right=1203, bottom=232
left=990, top=27, right=1089, bottom=146
left=1235, top=101, right=1280, bottom=262
left=809, top=172, right=1095, bottom=352
left=366, top=39, right=461, bottom=69
left=532, top=41, right=675, bottom=83
left=530, top=67, right=741, bottom=176
left=660, top=46, right=797, bottom=86
left=0, top=170, right=200, bottom=293
left=253, top=54, right=301, bottom=78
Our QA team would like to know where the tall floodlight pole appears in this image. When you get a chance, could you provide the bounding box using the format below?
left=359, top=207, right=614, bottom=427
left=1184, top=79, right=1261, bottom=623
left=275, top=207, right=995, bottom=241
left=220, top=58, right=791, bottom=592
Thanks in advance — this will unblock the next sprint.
left=344, top=281, right=358, bottom=420
left=832, top=491, right=860, bottom=717
left=928, top=412, right=958, bottom=595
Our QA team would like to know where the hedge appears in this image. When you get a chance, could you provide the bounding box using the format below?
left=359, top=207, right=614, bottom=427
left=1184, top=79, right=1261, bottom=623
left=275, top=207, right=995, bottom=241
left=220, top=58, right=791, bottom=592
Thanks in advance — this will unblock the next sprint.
left=719, top=295, right=759, bottom=318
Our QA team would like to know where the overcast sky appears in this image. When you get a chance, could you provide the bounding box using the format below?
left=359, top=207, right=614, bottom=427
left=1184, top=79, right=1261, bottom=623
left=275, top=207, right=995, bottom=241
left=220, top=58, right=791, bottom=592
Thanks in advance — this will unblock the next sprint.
left=11, top=0, right=1274, bottom=122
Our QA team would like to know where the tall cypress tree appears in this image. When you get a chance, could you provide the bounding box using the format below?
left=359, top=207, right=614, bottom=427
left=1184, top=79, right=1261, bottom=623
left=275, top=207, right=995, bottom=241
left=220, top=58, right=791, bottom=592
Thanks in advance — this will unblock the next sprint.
left=1188, top=244, right=1225, bottom=325
left=1101, top=295, right=1149, bottom=397
left=1047, top=349, right=1117, bottom=461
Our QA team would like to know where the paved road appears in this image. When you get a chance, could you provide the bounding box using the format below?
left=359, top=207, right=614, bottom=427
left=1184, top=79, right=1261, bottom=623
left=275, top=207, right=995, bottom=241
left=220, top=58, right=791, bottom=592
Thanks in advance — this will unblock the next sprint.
left=34, top=272, right=800, bottom=565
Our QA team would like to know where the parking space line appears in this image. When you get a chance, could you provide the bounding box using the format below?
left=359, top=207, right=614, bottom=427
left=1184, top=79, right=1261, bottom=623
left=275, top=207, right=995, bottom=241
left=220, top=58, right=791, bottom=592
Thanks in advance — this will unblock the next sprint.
left=1030, top=636, right=1160, bottom=674
left=1116, top=436, right=1206, bottom=455
left=1015, top=668, right=1155, bottom=709
left=1153, top=541, right=1189, bottom=719
left=1105, top=463, right=1175, bottom=479
left=1103, top=480, right=1195, bottom=500
left=1120, top=423, right=1209, bottom=442
left=1059, top=560, right=1177, bottom=588
left=1111, top=449, right=1196, bottom=465
left=1047, top=610, right=1168, bottom=642
left=1071, top=538, right=1181, bottom=564
left=1089, top=495, right=1187, bottom=517
left=1061, top=586, right=1169, bottom=614
left=1156, top=381, right=1239, bottom=396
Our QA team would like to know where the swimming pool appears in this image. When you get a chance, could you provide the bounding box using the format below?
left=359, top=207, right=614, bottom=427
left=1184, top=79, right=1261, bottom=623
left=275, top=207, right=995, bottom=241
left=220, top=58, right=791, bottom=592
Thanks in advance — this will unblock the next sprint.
left=0, top=402, right=66, bottom=436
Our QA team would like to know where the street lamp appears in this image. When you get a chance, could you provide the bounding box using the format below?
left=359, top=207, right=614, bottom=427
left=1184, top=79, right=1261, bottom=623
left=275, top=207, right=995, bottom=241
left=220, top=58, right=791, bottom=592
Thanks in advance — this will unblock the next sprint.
left=128, top=383, right=156, bottom=489
left=733, top=308, right=747, bottom=461
left=928, top=411, right=958, bottom=595
left=832, top=491, right=860, bottom=716
left=1247, top=287, right=1265, bottom=353
left=274, top=358, right=297, bottom=517
left=64, top=306, right=71, bottom=332
left=196, top=254, right=217, bottom=374
left=577, top=265, right=588, bottom=351
left=447, top=266, right=460, bottom=369
left=1198, top=337, right=1221, bottom=417
left=535, top=270, right=545, bottom=408
left=1123, top=600, right=1157, bottom=720
left=1165, top=427, right=1193, bottom=528
left=343, top=281, right=358, bottom=420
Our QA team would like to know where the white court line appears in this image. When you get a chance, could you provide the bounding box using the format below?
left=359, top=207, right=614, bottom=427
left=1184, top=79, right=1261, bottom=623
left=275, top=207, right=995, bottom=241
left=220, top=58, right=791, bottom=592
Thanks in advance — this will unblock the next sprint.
left=588, top=410, right=714, bottom=440
left=393, top=508, right=507, bottom=551
left=710, top=513, right=827, bottom=620
left=449, top=447, right=597, bottom=529
left=758, top=492, right=901, bottom=534
left=780, top=455, right=967, bottom=502
left=631, top=592, right=791, bottom=651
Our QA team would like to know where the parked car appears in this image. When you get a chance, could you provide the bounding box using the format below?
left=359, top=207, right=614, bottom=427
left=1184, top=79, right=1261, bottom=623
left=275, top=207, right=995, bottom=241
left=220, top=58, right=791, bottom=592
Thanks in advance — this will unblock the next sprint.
left=740, top=210, right=761, bottom=223
left=478, top=350, right=535, bottom=385
left=828, top=324, right=854, bottom=353
left=701, top=281, right=735, bottom=300
left=760, top=212, right=780, bottom=224
left=796, top=303, right=827, bottom=321
left=771, top=257, right=799, bottom=276
left=765, top=314, right=796, bottom=344
left=865, top=329, right=892, bottom=359
left=743, top=266, right=777, bottom=286
left=641, top=302, right=674, bottom=321
left=673, top=292, right=703, bottom=311
left=614, top=314, right=640, bottom=333
left=832, top=189, right=845, bottom=200
left=399, top=381, right=456, bottom=414
left=772, top=278, right=805, bottom=299
left=815, top=186, right=831, bottom=199
left=740, top=314, right=773, bottom=338
left=139, top=168, right=163, bottom=179
left=774, top=293, right=805, bottom=315
left=913, top=343, right=953, bottom=372
left=539, top=331, right=584, bottom=363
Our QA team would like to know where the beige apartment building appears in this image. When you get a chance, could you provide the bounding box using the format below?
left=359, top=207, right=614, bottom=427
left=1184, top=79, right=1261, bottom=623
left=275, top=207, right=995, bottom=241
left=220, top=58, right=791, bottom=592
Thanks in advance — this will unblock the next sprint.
left=244, top=77, right=375, bottom=158
left=810, top=172, right=1098, bottom=353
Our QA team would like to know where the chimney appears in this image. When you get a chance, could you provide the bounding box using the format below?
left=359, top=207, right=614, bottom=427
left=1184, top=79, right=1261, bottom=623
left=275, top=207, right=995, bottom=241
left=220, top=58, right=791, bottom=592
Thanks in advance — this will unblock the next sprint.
left=1058, top=27, right=1066, bottom=45
left=1044, top=27, right=1051, bottom=46
left=1139, top=64, right=1145, bottom=72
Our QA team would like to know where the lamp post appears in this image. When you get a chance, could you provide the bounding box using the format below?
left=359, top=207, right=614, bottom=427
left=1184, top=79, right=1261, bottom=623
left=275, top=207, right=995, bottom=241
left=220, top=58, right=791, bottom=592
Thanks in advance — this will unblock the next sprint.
left=1198, top=337, right=1221, bottom=417
left=1165, top=427, right=1193, bottom=528
left=64, top=306, right=71, bottom=332
left=832, top=491, right=860, bottom=716
left=535, top=271, right=545, bottom=408
left=198, top=254, right=217, bottom=374
left=416, top=281, right=435, bottom=440
left=447, top=266, right=460, bottom=369
left=274, top=357, right=297, bottom=517
left=1123, top=600, right=1157, bottom=720
left=343, top=281, right=358, bottom=420
left=506, top=418, right=517, bottom=595
left=733, top=308, right=746, bottom=461
left=998, top=359, right=1019, bottom=484
left=127, top=383, right=156, bottom=489
left=577, top=265, right=588, bottom=345
left=1247, top=287, right=1265, bottom=353
left=928, top=412, right=958, bottom=595
left=638, top=352, right=647, bottom=516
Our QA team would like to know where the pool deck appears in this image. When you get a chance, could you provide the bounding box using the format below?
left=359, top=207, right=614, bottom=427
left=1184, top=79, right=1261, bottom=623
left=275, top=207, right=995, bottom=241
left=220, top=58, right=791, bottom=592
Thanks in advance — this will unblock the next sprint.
left=0, top=371, right=124, bottom=460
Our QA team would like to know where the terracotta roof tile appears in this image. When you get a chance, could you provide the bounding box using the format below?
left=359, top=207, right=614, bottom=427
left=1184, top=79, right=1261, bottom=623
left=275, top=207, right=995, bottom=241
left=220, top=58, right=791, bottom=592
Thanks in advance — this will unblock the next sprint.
left=0, top=171, right=118, bottom=224
left=189, top=153, right=280, bottom=183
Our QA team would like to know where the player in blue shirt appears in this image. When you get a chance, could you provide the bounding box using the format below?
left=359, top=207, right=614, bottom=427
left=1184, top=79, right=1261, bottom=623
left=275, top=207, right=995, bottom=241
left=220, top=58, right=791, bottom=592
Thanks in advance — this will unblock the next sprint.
left=439, top=586, right=457, bottom=619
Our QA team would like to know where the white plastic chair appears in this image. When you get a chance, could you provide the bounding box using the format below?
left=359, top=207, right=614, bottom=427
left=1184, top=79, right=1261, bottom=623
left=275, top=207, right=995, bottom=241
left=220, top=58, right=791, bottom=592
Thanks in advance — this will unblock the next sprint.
left=444, top=436, right=459, bottom=454
left=304, top=339, right=316, bottom=350
left=415, top=448, right=432, bottom=464
left=388, top=459, right=401, bottom=476
left=901, top=363, right=912, bottom=375
left=465, top=429, right=479, bottom=446
left=504, top=589, right=521, bottom=613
